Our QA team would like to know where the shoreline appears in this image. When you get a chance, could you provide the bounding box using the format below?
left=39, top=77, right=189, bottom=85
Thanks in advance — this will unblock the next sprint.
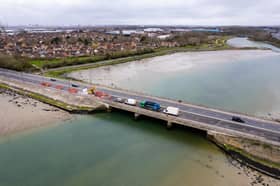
left=44, top=46, right=262, bottom=78
left=208, top=131, right=280, bottom=179
left=0, top=88, right=73, bottom=137
left=68, top=49, right=279, bottom=84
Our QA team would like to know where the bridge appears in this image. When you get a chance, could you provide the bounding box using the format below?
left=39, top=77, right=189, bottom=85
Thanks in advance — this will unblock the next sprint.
left=1, top=68, right=280, bottom=146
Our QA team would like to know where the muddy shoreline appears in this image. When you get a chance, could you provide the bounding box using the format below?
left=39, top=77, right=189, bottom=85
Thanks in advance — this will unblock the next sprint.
left=0, top=88, right=72, bottom=136
left=209, top=134, right=280, bottom=180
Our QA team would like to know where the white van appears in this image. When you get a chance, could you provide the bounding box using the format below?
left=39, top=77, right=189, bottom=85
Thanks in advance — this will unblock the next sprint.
left=163, top=106, right=180, bottom=116
left=125, top=98, right=137, bottom=106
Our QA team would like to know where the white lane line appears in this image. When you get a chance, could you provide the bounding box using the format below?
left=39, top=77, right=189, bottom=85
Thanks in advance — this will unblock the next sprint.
left=2, top=69, right=280, bottom=136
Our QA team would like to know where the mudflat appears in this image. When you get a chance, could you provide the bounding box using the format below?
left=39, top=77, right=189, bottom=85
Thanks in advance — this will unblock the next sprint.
left=68, top=50, right=279, bottom=86
left=0, top=88, right=72, bottom=136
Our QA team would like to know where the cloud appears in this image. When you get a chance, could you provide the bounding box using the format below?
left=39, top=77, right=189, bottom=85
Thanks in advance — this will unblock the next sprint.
left=0, top=0, right=279, bottom=26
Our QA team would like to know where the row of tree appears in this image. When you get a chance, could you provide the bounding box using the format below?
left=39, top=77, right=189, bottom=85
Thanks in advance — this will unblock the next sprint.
left=0, top=54, right=35, bottom=72
left=42, top=48, right=154, bottom=69
left=167, top=32, right=212, bottom=46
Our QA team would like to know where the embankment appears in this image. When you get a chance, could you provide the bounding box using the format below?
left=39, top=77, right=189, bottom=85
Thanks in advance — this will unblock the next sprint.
left=208, top=131, right=280, bottom=179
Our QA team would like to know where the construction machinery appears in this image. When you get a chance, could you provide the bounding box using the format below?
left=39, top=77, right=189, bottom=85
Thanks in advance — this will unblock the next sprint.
left=87, top=86, right=96, bottom=94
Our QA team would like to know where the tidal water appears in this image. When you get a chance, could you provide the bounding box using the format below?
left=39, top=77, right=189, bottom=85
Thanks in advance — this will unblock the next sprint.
left=70, top=47, right=280, bottom=118
left=1, top=38, right=280, bottom=186
left=227, top=37, right=280, bottom=52
left=0, top=114, right=254, bottom=186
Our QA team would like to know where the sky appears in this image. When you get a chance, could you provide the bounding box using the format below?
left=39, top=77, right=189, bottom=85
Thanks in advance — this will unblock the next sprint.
left=0, top=0, right=280, bottom=26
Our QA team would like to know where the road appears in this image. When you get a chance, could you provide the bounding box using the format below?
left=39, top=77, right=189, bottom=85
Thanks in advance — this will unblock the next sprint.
left=1, top=68, right=280, bottom=143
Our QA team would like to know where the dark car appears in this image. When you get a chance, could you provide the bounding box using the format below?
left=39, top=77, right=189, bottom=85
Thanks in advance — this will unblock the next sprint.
left=232, top=116, right=245, bottom=123
left=50, top=78, right=57, bottom=82
left=71, top=84, right=79, bottom=88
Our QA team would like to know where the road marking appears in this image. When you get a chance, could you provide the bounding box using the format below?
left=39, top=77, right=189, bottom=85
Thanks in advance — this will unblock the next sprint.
left=1, top=68, right=280, bottom=137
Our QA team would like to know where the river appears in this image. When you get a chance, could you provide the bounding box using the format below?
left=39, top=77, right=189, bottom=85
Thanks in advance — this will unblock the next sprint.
left=0, top=38, right=279, bottom=186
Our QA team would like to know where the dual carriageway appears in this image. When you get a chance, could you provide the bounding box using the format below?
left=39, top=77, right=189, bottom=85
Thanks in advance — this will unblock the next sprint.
left=0, top=68, right=280, bottom=145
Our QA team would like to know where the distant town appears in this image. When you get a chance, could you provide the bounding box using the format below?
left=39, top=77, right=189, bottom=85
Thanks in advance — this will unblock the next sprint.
left=0, top=26, right=279, bottom=59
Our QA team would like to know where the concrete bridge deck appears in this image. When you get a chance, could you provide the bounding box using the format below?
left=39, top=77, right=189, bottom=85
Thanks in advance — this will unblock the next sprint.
left=1, top=68, right=280, bottom=146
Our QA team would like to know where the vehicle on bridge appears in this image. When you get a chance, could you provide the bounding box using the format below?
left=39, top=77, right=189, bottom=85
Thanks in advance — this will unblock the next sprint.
left=113, top=97, right=125, bottom=103
left=163, top=106, right=180, bottom=116
left=94, top=91, right=109, bottom=98
left=125, top=98, right=137, bottom=106
left=71, top=84, right=79, bottom=88
left=81, top=88, right=88, bottom=95
left=140, top=100, right=161, bottom=111
left=232, top=116, right=245, bottom=123
left=87, top=87, right=96, bottom=94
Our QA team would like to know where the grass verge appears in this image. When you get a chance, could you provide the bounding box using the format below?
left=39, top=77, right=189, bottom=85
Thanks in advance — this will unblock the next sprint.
left=223, top=144, right=280, bottom=170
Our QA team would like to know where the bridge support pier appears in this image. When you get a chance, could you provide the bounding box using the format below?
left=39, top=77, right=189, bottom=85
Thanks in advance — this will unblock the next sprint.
left=166, top=121, right=173, bottom=129
left=134, top=113, right=141, bottom=120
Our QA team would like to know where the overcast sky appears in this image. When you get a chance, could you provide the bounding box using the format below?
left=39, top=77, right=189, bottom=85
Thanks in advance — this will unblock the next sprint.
left=1, top=0, right=280, bottom=26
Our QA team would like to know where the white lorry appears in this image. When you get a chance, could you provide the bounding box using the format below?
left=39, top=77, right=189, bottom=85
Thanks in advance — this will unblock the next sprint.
left=163, top=106, right=180, bottom=116
left=125, top=98, right=137, bottom=106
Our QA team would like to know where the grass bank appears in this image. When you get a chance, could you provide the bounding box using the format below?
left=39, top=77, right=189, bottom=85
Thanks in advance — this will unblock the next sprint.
left=208, top=132, right=280, bottom=179
left=223, top=144, right=280, bottom=171
left=224, top=144, right=280, bottom=179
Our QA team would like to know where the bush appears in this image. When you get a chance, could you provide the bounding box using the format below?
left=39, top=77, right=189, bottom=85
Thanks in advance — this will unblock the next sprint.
left=0, top=54, right=34, bottom=72
left=42, top=48, right=155, bottom=69
left=168, top=32, right=210, bottom=47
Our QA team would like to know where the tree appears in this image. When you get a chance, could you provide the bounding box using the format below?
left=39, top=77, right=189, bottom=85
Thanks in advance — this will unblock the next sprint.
left=83, top=38, right=91, bottom=45
left=51, top=37, right=62, bottom=45
left=188, top=37, right=201, bottom=46
left=140, top=35, right=149, bottom=43
left=0, top=54, right=34, bottom=72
